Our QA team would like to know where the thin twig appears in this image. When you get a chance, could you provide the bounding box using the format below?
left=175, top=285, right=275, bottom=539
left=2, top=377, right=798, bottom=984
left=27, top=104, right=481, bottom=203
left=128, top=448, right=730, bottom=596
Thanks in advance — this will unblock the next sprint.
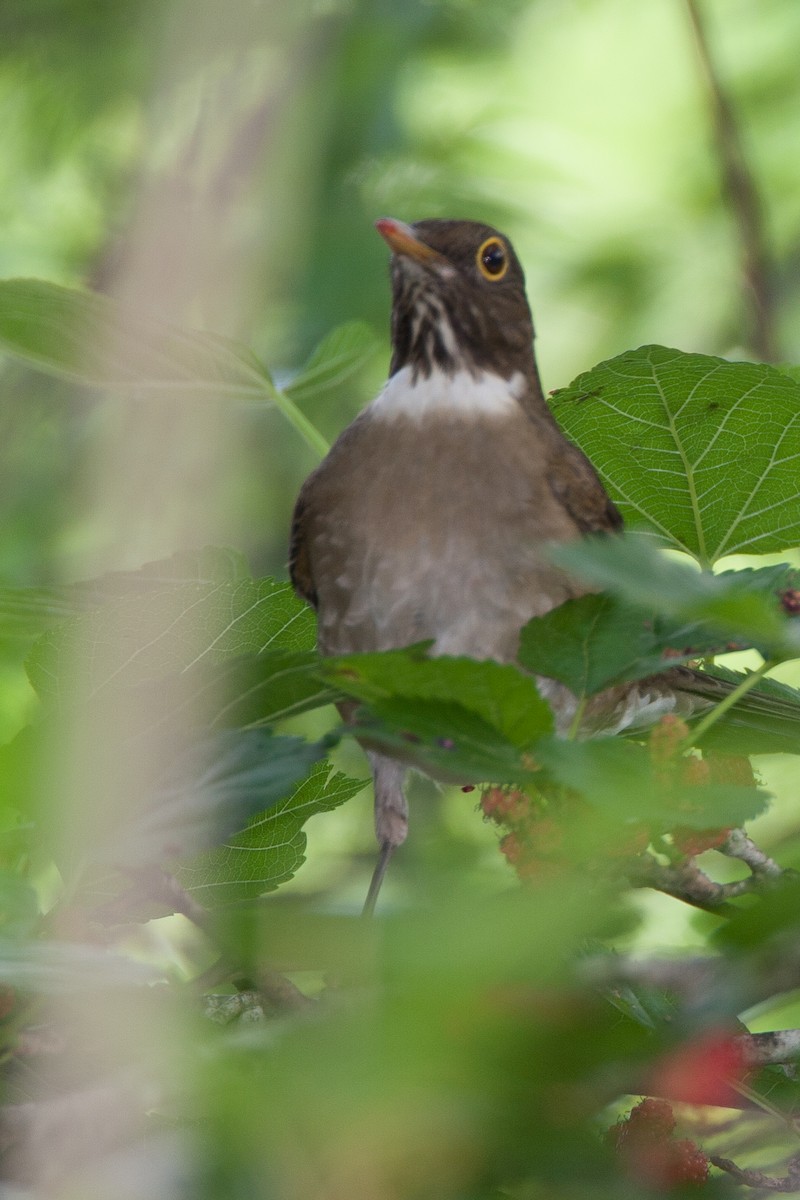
left=684, top=0, right=777, bottom=361
left=722, top=829, right=784, bottom=877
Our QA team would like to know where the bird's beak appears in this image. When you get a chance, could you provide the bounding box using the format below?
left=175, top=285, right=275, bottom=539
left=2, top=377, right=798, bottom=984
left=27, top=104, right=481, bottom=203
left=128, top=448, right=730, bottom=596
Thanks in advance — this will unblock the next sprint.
left=375, top=217, right=447, bottom=266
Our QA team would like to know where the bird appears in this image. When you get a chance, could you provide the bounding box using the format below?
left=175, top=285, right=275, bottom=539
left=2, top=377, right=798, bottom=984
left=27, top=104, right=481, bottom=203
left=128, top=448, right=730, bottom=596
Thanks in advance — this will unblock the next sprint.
left=287, top=217, right=766, bottom=912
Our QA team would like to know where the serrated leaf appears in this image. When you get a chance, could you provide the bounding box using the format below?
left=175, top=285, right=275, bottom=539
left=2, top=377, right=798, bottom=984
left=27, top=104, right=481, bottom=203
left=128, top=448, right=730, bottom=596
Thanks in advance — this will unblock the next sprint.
left=132, top=647, right=338, bottom=733
left=552, top=533, right=799, bottom=658
left=177, top=761, right=367, bottom=905
left=284, top=320, right=377, bottom=403
left=0, top=278, right=267, bottom=391
left=349, top=699, right=545, bottom=785
left=551, top=345, right=800, bottom=562
left=26, top=577, right=316, bottom=702
left=535, top=737, right=769, bottom=830
left=325, top=647, right=553, bottom=748
left=98, top=730, right=328, bottom=869
left=518, top=594, right=728, bottom=697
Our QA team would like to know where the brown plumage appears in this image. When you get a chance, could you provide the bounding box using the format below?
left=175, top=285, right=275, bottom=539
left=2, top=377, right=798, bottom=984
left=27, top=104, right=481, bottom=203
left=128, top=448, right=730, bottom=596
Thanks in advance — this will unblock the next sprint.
left=289, top=217, right=653, bottom=910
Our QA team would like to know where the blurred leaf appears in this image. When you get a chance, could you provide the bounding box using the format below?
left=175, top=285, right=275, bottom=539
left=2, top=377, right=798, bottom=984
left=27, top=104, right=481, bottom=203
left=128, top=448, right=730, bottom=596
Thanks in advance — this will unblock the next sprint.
left=199, top=647, right=336, bottom=729
left=99, top=730, right=329, bottom=869
left=326, top=647, right=553, bottom=747
left=716, top=876, right=800, bottom=950
left=551, top=346, right=800, bottom=561
left=178, top=761, right=367, bottom=905
left=0, top=585, right=78, bottom=640
left=0, top=871, right=39, bottom=940
left=26, top=576, right=315, bottom=702
left=284, top=320, right=378, bottom=403
left=552, top=533, right=799, bottom=658
left=0, top=278, right=267, bottom=391
left=0, top=547, right=255, bottom=641
left=518, top=593, right=728, bottom=697
left=535, top=736, right=769, bottom=830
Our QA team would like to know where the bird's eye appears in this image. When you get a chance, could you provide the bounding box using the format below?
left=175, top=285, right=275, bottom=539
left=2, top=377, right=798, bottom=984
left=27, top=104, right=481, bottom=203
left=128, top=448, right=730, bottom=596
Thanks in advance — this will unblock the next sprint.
left=476, top=237, right=508, bottom=281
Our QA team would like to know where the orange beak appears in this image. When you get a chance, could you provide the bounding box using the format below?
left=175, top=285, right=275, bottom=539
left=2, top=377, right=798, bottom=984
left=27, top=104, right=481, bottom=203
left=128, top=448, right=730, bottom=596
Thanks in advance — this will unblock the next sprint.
left=375, top=217, right=447, bottom=266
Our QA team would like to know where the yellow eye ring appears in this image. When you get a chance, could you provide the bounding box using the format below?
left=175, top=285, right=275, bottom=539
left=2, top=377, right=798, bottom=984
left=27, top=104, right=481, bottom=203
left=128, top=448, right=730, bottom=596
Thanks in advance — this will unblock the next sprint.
left=476, top=236, right=509, bottom=281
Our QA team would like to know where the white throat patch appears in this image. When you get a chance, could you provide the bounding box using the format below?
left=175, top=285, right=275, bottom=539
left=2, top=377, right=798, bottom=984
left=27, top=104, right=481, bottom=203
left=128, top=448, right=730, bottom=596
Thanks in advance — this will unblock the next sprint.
left=369, top=366, right=525, bottom=421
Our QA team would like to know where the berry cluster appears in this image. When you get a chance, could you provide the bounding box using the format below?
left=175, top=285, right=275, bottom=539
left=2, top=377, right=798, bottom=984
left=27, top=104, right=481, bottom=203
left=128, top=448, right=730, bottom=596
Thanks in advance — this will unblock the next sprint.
left=607, top=1098, right=708, bottom=1188
left=648, top=715, right=760, bottom=859
left=481, top=786, right=566, bottom=881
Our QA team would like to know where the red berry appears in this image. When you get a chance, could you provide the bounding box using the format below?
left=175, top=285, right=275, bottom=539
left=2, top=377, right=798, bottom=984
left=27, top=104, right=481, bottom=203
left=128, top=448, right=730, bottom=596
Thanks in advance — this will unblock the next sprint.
left=673, top=826, right=731, bottom=858
left=647, top=1030, right=748, bottom=1108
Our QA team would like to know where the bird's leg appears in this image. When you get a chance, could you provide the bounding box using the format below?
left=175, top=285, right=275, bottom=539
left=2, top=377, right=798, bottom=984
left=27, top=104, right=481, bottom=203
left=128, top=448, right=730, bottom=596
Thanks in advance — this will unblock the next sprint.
left=362, top=753, right=408, bottom=916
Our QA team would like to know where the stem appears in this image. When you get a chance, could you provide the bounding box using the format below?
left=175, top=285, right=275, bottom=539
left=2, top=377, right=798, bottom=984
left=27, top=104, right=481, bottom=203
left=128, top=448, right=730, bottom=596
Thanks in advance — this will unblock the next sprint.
left=566, top=695, right=587, bottom=740
left=684, top=0, right=776, bottom=361
left=234, top=360, right=330, bottom=459
left=683, top=658, right=774, bottom=748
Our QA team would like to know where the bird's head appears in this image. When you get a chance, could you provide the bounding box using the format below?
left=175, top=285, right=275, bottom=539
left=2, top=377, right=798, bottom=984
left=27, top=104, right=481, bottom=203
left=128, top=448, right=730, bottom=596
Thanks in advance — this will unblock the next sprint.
left=375, top=217, right=536, bottom=382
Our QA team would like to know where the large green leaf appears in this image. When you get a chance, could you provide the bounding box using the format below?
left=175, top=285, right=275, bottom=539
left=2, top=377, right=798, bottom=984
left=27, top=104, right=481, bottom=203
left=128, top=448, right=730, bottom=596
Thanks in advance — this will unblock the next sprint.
left=518, top=593, right=730, bottom=697
left=552, top=533, right=800, bottom=659
left=551, top=346, right=800, bottom=563
left=0, top=548, right=256, bottom=641
left=325, top=647, right=553, bottom=748
left=535, top=737, right=770, bottom=830
left=177, top=761, right=367, bottom=906
left=26, top=576, right=315, bottom=702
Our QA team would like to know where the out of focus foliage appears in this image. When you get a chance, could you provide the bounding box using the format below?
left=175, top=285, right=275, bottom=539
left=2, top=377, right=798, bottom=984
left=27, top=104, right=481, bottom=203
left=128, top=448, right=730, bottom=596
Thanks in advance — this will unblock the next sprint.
left=3, top=2, right=800, bottom=1198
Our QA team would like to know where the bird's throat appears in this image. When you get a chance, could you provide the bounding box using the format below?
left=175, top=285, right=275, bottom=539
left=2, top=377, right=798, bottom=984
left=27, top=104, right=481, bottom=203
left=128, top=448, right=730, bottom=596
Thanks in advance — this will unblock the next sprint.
left=369, top=365, right=527, bottom=421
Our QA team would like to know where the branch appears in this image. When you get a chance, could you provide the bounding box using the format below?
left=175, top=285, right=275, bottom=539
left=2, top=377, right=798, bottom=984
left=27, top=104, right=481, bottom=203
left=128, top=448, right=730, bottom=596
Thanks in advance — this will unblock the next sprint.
left=710, top=1152, right=800, bottom=1192
left=625, top=852, right=740, bottom=913
left=684, top=0, right=776, bottom=361
left=739, top=1030, right=800, bottom=1068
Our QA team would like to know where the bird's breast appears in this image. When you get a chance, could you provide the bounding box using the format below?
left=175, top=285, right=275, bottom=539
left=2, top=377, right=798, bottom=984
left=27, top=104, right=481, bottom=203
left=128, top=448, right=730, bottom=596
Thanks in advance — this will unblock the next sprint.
left=307, top=370, right=582, bottom=660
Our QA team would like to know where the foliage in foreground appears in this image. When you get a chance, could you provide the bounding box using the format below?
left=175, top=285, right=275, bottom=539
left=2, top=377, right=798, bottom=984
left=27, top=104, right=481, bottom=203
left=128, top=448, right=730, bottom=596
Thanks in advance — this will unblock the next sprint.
left=2, top=282, right=800, bottom=1195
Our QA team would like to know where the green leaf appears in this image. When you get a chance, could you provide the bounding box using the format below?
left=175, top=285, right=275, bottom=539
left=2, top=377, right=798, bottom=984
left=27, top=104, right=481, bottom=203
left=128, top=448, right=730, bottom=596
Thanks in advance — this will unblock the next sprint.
left=0, top=278, right=266, bottom=391
left=26, top=576, right=316, bottom=702
left=0, top=547, right=255, bottom=642
left=284, top=320, right=377, bottom=403
left=177, top=761, right=367, bottom=906
left=133, top=647, right=338, bottom=732
left=99, top=730, right=329, bottom=869
left=552, top=533, right=799, bottom=658
left=716, top=875, right=800, bottom=950
left=551, top=345, right=800, bottom=562
left=0, top=872, right=39, bottom=940
left=325, top=647, right=553, bottom=748
left=349, top=699, right=546, bottom=785
left=0, top=586, right=78, bottom=640
left=518, top=593, right=727, bottom=697
left=535, top=737, right=769, bottom=830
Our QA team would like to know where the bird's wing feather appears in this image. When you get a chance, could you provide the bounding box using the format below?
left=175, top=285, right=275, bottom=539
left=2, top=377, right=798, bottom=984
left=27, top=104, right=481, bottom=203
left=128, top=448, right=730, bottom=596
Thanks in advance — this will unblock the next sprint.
left=546, top=442, right=623, bottom=534
left=288, top=487, right=318, bottom=609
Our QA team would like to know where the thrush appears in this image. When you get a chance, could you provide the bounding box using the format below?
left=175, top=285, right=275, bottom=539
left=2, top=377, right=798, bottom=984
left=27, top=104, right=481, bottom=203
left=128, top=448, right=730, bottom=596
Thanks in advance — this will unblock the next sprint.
left=288, top=218, right=743, bottom=911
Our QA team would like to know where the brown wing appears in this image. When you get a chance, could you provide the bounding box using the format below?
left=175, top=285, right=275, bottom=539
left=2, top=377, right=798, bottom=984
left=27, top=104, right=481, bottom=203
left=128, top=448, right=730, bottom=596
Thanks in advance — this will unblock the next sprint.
left=288, top=485, right=318, bottom=609
left=547, top=442, right=622, bottom=535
